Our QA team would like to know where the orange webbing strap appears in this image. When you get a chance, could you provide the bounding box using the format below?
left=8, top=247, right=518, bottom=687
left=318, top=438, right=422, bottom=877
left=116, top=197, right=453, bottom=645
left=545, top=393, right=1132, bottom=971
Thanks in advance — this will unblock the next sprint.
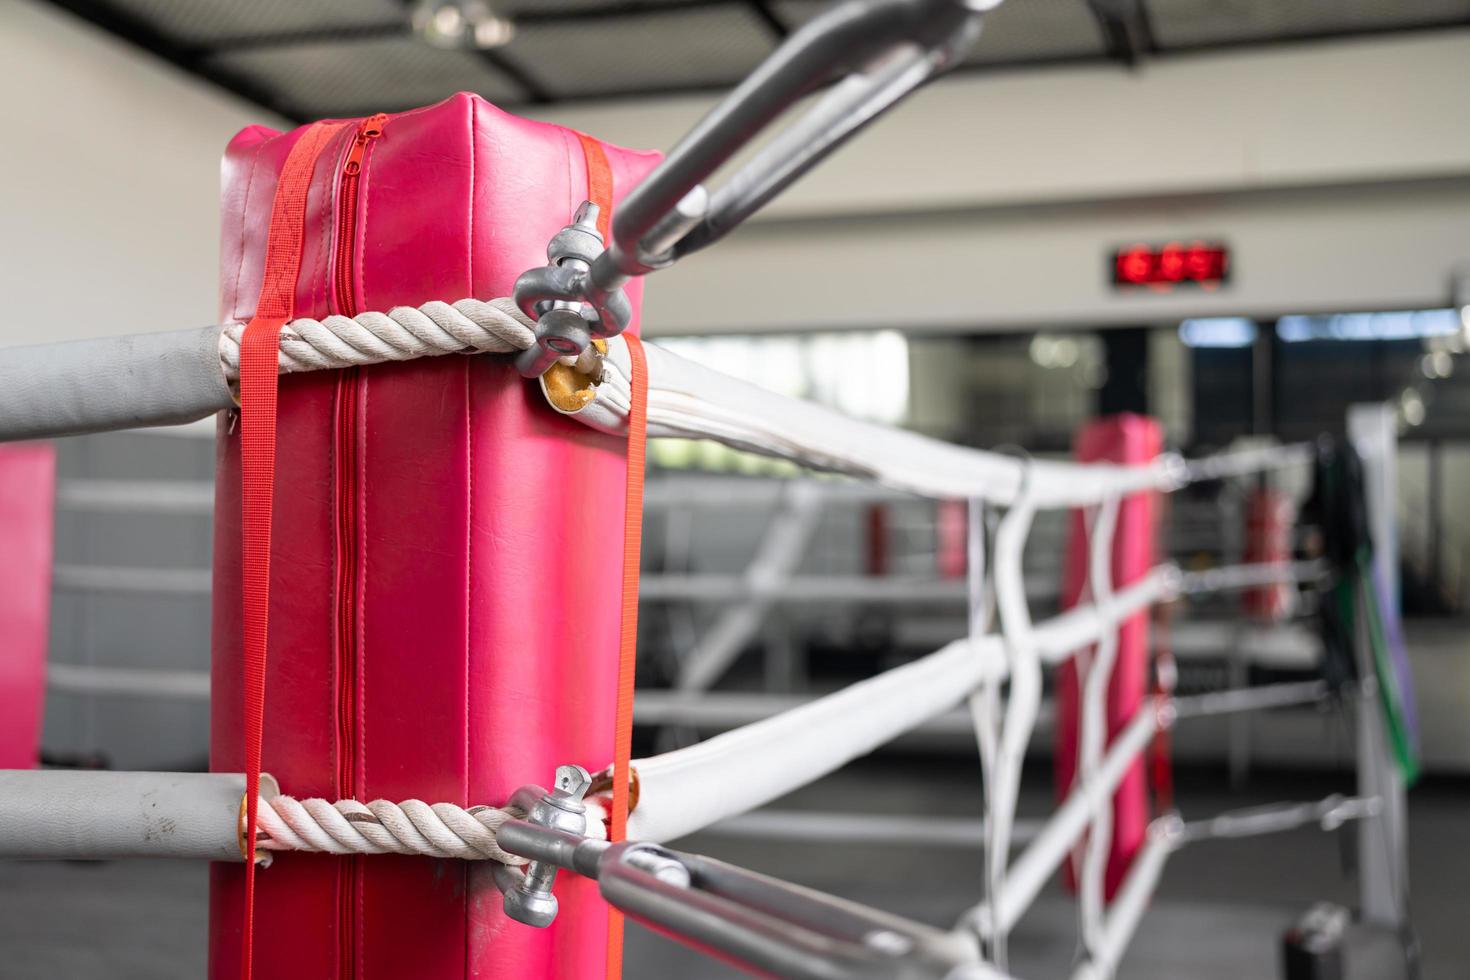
left=574, top=131, right=614, bottom=241
left=237, top=120, right=346, bottom=979
left=606, top=333, right=647, bottom=980
left=566, top=129, right=638, bottom=980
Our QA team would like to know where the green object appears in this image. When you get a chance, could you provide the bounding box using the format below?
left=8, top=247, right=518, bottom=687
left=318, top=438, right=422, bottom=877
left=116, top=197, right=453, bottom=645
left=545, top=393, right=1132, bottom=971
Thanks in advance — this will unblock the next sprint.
left=1355, top=559, right=1421, bottom=785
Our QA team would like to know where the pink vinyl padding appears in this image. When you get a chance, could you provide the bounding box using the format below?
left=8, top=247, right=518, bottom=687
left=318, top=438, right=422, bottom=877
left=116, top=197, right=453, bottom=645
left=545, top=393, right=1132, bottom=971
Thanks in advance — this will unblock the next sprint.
left=0, top=443, right=56, bottom=769
left=210, top=93, right=659, bottom=979
left=1243, top=486, right=1294, bottom=621
left=1053, top=414, right=1161, bottom=899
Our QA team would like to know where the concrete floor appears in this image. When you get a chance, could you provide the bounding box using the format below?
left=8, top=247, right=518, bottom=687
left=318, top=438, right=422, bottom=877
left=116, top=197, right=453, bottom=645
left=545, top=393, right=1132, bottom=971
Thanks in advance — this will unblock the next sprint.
left=0, top=764, right=1463, bottom=979
left=629, top=763, right=1464, bottom=980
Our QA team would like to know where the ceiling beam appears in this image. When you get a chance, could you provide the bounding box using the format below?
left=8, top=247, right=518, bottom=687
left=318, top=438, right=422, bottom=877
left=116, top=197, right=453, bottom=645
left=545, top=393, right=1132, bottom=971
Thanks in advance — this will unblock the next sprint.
left=381, top=1, right=552, bottom=107
left=197, top=22, right=408, bottom=57
left=1082, top=0, right=1156, bottom=66
left=745, top=0, right=790, bottom=41
left=37, top=0, right=307, bottom=120
left=36, top=0, right=1470, bottom=122
left=511, top=0, right=748, bottom=24
left=475, top=49, right=553, bottom=104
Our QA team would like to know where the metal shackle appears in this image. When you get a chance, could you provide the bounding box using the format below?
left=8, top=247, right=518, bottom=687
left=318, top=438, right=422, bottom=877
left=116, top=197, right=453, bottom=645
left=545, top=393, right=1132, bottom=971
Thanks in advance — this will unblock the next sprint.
left=500, top=764, right=593, bottom=927
left=513, top=202, right=632, bottom=378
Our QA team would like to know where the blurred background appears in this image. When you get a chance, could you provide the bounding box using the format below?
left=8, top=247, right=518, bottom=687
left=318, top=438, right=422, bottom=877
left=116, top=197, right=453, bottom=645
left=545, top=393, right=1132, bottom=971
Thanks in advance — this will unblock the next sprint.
left=2, top=0, right=1470, bottom=977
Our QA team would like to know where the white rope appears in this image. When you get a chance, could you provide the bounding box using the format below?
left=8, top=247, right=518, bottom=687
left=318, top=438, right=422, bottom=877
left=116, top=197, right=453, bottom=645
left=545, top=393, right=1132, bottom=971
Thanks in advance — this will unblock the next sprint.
left=1070, top=817, right=1181, bottom=980
left=982, top=473, right=1040, bottom=972
left=1178, top=559, right=1325, bottom=594
left=217, top=309, right=1311, bottom=515
left=567, top=337, right=1316, bottom=509
left=961, top=700, right=1169, bottom=939
left=965, top=499, right=1000, bottom=839
left=1076, top=496, right=1120, bottom=968
left=628, top=567, right=1178, bottom=844
left=255, top=795, right=606, bottom=863
left=218, top=296, right=600, bottom=381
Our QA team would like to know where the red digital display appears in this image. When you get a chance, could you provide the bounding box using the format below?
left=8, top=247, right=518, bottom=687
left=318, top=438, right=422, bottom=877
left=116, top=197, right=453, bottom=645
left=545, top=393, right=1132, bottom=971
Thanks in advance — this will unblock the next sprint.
left=1112, top=241, right=1229, bottom=290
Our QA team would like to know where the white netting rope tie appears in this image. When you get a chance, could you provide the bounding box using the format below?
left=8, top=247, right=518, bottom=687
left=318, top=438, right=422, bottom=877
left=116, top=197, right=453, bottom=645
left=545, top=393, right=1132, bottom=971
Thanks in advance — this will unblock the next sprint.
left=218, top=296, right=600, bottom=381
left=255, top=795, right=607, bottom=863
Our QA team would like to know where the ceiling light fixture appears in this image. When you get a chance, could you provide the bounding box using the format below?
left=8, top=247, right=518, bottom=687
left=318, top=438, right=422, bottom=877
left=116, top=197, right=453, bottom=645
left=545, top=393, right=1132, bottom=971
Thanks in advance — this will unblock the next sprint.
left=413, top=0, right=515, bottom=50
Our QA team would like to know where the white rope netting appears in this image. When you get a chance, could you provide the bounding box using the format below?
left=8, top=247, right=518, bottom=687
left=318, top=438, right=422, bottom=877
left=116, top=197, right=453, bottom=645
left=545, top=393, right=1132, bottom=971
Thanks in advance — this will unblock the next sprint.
left=255, top=795, right=607, bottom=864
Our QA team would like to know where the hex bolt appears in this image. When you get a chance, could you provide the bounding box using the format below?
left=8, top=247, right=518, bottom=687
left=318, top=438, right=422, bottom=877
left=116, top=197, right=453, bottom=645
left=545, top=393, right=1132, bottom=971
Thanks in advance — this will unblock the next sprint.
left=553, top=765, right=592, bottom=800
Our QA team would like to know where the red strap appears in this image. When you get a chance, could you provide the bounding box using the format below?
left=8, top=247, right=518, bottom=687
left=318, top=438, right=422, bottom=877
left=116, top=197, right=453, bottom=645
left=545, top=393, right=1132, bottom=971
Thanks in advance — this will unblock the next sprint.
left=237, top=120, right=346, bottom=979
left=574, top=131, right=614, bottom=242
left=573, top=130, right=641, bottom=980
left=606, top=333, right=647, bottom=980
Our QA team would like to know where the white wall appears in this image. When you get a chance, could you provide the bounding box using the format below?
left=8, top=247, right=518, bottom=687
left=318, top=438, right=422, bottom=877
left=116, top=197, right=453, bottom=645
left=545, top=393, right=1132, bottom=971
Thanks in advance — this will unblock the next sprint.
left=534, top=31, right=1470, bottom=335
left=0, top=1, right=287, bottom=348
left=0, top=2, right=282, bottom=766
left=632, top=177, right=1470, bottom=335
left=4, top=5, right=1467, bottom=342
left=540, top=33, right=1470, bottom=220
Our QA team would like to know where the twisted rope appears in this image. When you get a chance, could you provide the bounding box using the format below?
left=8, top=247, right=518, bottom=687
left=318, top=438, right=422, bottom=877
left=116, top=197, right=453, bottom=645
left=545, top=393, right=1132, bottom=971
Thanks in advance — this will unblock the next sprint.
left=256, top=795, right=607, bottom=863
left=218, top=296, right=600, bottom=381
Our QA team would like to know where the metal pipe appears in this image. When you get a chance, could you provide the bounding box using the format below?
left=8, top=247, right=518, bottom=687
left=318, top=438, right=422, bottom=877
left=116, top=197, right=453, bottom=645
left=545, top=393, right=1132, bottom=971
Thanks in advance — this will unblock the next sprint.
left=635, top=678, right=1318, bottom=734
left=47, top=663, right=211, bottom=701
left=675, top=483, right=823, bottom=692
left=40, top=662, right=1318, bottom=725
left=641, top=574, right=967, bottom=603
left=0, top=770, right=263, bottom=861
left=56, top=479, right=215, bottom=515
left=703, top=809, right=1044, bottom=850
left=1183, top=441, right=1314, bottom=483
left=1182, top=795, right=1379, bottom=843
left=640, top=574, right=1056, bottom=603
left=643, top=478, right=912, bottom=509
left=52, top=564, right=211, bottom=596
left=1177, top=560, right=1325, bottom=595
left=1172, top=680, right=1328, bottom=718
left=598, top=0, right=983, bottom=272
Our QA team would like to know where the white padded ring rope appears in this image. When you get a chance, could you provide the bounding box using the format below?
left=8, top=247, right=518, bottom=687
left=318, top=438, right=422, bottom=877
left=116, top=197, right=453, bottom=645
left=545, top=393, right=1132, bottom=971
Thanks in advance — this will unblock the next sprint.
left=217, top=297, right=599, bottom=380
left=984, top=474, right=1041, bottom=971
left=569, top=337, right=1322, bottom=509
left=254, top=795, right=607, bottom=863
left=628, top=567, right=1180, bottom=844
left=1077, top=496, right=1121, bottom=963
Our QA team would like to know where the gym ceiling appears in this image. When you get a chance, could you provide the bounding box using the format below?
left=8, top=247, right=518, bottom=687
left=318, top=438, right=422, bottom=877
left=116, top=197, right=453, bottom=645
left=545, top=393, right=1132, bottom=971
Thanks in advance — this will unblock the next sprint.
left=39, top=0, right=1470, bottom=121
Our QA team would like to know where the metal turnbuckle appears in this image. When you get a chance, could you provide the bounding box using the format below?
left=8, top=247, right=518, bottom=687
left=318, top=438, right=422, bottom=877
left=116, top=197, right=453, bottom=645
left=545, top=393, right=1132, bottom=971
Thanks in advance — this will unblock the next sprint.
left=595, top=842, right=998, bottom=979
left=512, top=202, right=633, bottom=379
left=514, top=0, right=997, bottom=377
left=494, top=768, right=996, bottom=979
